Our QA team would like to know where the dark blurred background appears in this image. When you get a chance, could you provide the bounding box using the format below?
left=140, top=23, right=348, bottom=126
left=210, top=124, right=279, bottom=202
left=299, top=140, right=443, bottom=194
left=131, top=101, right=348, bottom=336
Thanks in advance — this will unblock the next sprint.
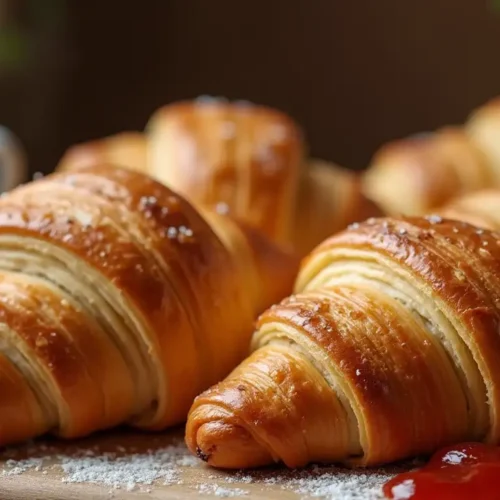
left=1, top=0, right=500, bottom=176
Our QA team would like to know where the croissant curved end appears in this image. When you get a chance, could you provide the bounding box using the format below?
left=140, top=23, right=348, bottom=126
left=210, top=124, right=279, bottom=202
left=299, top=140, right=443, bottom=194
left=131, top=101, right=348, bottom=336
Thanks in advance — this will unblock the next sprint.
left=186, top=413, right=273, bottom=469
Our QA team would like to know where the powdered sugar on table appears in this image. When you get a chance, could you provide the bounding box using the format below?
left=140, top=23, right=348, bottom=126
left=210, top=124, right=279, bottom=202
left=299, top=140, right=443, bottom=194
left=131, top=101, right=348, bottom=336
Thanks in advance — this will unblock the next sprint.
left=0, top=430, right=417, bottom=499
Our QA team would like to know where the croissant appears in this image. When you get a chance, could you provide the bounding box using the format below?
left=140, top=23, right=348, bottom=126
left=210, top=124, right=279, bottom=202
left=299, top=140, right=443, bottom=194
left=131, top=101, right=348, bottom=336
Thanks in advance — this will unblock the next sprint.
left=147, top=98, right=304, bottom=245
left=58, top=99, right=380, bottom=254
left=186, top=215, right=500, bottom=469
left=466, top=97, right=500, bottom=184
left=292, top=159, right=382, bottom=256
left=57, top=132, right=147, bottom=174
left=0, top=164, right=298, bottom=446
left=148, top=99, right=381, bottom=253
left=439, top=189, right=500, bottom=231
left=362, top=127, right=492, bottom=216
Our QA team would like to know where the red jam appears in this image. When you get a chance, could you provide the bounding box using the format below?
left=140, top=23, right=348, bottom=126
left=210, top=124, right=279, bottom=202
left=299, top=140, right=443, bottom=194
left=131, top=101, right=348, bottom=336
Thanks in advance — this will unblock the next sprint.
left=383, top=443, right=500, bottom=500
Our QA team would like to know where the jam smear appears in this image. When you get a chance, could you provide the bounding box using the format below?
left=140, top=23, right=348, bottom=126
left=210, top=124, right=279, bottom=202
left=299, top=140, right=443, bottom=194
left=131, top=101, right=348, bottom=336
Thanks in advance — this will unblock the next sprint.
left=383, top=442, right=500, bottom=500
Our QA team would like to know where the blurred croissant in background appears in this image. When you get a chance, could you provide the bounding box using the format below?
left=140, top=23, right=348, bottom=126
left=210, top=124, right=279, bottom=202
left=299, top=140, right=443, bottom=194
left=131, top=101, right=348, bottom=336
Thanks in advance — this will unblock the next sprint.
left=362, top=97, right=500, bottom=217
left=57, top=132, right=147, bottom=174
left=438, top=188, right=500, bottom=232
left=466, top=97, right=500, bottom=184
left=55, top=93, right=500, bottom=255
left=57, top=98, right=381, bottom=256
left=292, top=159, right=380, bottom=256
left=362, top=127, right=492, bottom=216
left=147, top=99, right=304, bottom=245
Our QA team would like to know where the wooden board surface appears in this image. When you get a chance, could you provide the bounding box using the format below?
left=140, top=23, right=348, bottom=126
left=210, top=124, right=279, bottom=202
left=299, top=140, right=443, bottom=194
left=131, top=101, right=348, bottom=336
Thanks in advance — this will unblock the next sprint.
left=0, top=428, right=406, bottom=499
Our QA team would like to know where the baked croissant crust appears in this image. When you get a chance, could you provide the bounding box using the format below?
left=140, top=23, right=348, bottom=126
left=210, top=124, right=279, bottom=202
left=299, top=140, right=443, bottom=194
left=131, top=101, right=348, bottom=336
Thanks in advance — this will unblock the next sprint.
left=148, top=99, right=381, bottom=253
left=58, top=99, right=380, bottom=255
left=0, top=164, right=298, bottom=446
left=466, top=97, right=500, bottom=184
left=57, top=132, right=147, bottom=174
left=439, top=189, right=500, bottom=231
left=293, top=160, right=382, bottom=256
left=147, top=98, right=304, bottom=245
left=362, top=127, right=492, bottom=216
left=187, top=215, right=500, bottom=468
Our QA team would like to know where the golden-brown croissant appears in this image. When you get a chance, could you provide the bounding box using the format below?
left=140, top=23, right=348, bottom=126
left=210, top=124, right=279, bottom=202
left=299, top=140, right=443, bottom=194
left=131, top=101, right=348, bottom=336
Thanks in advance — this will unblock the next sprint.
left=58, top=99, right=380, bottom=254
left=147, top=98, right=304, bottom=245
left=148, top=99, right=380, bottom=253
left=438, top=188, right=500, bottom=231
left=466, top=97, right=500, bottom=184
left=57, top=132, right=147, bottom=174
left=362, top=127, right=492, bottom=216
left=292, top=159, right=382, bottom=256
left=0, top=164, right=298, bottom=446
left=187, top=215, right=500, bottom=469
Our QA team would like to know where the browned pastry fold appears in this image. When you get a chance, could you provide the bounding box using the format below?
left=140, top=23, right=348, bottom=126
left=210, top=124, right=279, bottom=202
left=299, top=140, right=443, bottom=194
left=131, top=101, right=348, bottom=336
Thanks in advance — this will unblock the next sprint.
left=57, top=132, right=147, bottom=174
left=187, top=216, right=500, bottom=468
left=362, top=127, right=493, bottom=216
left=438, top=189, right=500, bottom=231
left=0, top=165, right=298, bottom=445
left=148, top=99, right=381, bottom=253
left=147, top=98, right=304, bottom=245
left=466, top=97, right=500, bottom=184
left=293, top=160, right=382, bottom=255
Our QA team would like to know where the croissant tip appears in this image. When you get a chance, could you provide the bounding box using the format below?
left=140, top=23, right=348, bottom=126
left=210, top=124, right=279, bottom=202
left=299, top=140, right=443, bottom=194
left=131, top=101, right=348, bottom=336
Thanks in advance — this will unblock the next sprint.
left=196, top=445, right=209, bottom=462
left=196, top=445, right=215, bottom=462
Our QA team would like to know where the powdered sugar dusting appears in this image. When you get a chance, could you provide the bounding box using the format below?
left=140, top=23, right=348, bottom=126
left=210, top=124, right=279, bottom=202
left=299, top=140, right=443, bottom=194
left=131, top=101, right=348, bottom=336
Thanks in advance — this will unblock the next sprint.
left=294, top=469, right=390, bottom=499
left=60, top=450, right=180, bottom=490
left=2, top=457, right=44, bottom=476
left=197, top=484, right=250, bottom=497
left=0, top=436, right=194, bottom=494
left=0, top=432, right=418, bottom=498
left=211, top=460, right=420, bottom=499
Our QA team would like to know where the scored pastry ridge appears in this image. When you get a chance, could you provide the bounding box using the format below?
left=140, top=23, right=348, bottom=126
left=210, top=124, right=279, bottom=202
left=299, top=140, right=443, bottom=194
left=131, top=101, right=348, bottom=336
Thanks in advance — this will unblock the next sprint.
left=187, top=216, right=500, bottom=468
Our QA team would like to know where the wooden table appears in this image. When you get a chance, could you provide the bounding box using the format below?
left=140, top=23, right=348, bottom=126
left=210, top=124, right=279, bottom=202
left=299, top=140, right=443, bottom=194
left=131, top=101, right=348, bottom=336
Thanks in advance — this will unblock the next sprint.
left=0, top=428, right=403, bottom=499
